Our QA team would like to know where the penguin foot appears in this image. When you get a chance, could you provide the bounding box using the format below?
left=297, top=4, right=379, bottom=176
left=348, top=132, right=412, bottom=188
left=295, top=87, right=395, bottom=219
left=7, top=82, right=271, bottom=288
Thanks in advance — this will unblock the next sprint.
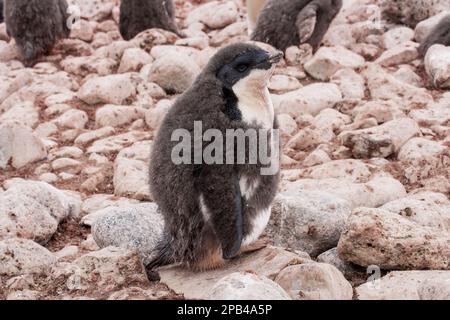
left=239, top=237, right=270, bottom=255
left=191, top=248, right=225, bottom=272
left=145, top=268, right=161, bottom=282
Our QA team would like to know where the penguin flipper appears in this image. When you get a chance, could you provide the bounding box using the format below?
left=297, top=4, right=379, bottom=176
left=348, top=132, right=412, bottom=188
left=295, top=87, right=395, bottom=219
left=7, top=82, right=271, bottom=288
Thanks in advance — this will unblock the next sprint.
left=198, top=168, right=243, bottom=260
left=296, top=4, right=318, bottom=43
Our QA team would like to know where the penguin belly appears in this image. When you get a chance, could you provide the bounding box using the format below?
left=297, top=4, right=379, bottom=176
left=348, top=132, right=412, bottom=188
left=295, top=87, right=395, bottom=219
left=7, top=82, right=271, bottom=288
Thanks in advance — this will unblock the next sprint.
left=240, top=176, right=271, bottom=246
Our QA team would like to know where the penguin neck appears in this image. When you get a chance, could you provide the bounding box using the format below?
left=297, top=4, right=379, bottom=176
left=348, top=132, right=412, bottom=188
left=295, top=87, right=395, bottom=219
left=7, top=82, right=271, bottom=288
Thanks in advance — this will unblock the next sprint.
left=231, top=77, right=274, bottom=129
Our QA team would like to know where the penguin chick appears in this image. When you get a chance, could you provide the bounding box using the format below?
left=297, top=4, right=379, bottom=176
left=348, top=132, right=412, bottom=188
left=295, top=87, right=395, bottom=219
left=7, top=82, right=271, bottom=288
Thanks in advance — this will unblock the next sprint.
left=147, top=43, right=282, bottom=274
left=247, top=0, right=267, bottom=35
left=4, top=0, right=70, bottom=64
left=418, top=14, right=450, bottom=57
left=119, top=0, right=182, bottom=40
left=0, top=0, right=4, bottom=24
left=251, top=0, right=343, bottom=52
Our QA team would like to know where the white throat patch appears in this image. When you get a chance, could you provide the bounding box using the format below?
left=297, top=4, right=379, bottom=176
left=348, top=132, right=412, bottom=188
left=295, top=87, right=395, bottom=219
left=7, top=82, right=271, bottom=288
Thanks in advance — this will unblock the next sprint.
left=232, top=68, right=275, bottom=129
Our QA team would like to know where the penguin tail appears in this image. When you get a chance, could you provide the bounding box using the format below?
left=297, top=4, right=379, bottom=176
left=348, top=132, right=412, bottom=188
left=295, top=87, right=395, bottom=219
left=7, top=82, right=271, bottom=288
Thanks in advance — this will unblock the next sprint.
left=145, top=235, right=174, bottom=281
left=23, top=41, right=37, bottom=62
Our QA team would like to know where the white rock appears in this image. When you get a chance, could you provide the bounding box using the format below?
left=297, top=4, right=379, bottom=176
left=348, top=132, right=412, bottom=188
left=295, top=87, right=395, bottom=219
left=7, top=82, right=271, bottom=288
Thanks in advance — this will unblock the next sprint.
left=186, top=1, right=238, bottom=29
left=393, top=65, right=423, bottom=87
left=144, top=99, right=172, bottom=130
left=305, top=159, right=372, bottom=183
left=363, top=63, right=432, bottom=109
left=380, top=191, right=450, bottom=231
left=283, top=175, right=407, bottom=209
left=210, top=21, right=247, bottom=46
left=352, top=100, right=405, bottom=124
left=0, top=238, right=56, bottom=276
left=74, top=126, right=115, bottom=146
left=207, top=272, right=291, bottom=300
left=268, top=75, right=302, bottom=93
left=0, top=70, right=33, bottom=105
left=330, top=68, right=365, bottom=100
left=38, top=173, right=58, bottom=183
left=275, top=263, right=353, bottom=300
left=75, top=0, right=114, bottom=21
left=0, top=121, right=47, bottom=169
left=52, top=158, right=81, bottom=173
left=95, top=105, right=146, bottom=128
left=113, top=141, right=152, bottom=200
left=383, top=27, right=415, bottom=49
left=118, top=48, right=153, bottom=73
left=67, top=247, right=148, bottom=291
left=53, top=109, right=89, bottom=129
left=86, top=131, right=150, bottom=154
left=375, top=41, right=419, bottom=67
left=34, top=122, right=58, bottom=138
left=418, top=278, right=450, bottom=300
left=302, top=149, right=332, bottom=167
left=277, top=113, right=298, bottom=136
left=0, top=101, right=38, bottom=128
left=274, top=83, right=342, bottom=117
left=339, top=118, right=420, bottom=158
left=304, top=46, right=365, bottom=81
left=356, top=271, right=450, bottom=300
left=50, top=146, right=84, bottom=160
left=398, top=137, right=446, bottom=161
left=424, top=44, right=450, bottom=88
left=78, top=74, right=136, bottom=105
left=0, top=180, right=80, bottom=243
left=337, top=207, right=450, bottom=270
left=410, top=101, right=450, bottom=126
left=70, top=19, right=94, bottom=42
left=148, top=52, right=200, bottom=94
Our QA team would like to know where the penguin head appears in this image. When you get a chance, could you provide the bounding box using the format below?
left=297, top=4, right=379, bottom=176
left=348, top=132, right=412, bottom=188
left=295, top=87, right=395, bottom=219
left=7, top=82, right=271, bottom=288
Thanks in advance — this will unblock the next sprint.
left=215, top=45, right=283, bottom=90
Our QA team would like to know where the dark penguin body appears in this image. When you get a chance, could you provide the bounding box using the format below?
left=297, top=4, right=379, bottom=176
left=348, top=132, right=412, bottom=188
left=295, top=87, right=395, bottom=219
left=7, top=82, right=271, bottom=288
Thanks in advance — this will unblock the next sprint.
left=0, top=0, right=4, bottom=24
left=148, top=43, right=282, bottom=273
left=4, top=0, right=70, bottom=64
left=119, top=0, right=182, bottom=40
left=419, top=14, right=450, bottom=56
left=251, top=0, right=343, bottom=52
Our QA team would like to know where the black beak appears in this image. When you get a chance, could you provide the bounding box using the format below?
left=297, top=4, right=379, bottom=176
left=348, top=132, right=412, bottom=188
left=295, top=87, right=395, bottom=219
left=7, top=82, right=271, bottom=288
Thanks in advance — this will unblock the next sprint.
left=267, top=51, right=283, bottom=64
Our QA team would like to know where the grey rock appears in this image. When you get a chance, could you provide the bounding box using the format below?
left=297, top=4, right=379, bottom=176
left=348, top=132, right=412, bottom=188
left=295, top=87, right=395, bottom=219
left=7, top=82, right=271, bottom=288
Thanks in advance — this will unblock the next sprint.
left=268, top=192, right=352, bottom=257
left=92, top=203, right=164, bottom=265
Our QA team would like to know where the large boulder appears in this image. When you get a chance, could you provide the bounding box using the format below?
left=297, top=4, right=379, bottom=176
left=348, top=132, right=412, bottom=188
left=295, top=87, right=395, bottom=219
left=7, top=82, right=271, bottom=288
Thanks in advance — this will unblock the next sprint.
left=92, top=203, right=164, bottom=265
left=338, top=207, right=450, bottom=270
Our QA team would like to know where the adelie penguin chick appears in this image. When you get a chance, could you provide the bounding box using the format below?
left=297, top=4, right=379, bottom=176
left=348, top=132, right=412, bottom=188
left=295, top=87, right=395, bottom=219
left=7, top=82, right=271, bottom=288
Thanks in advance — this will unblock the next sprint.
left=419, top=14, right=450, bottom=57
left=251, top=0, right=343, bottom=52
left=4, top=0, right=70, bottom=64
left=119, top=0, right=182, bottom=40
left=0, top=0, right=4, bottom=24
left=148, top=43, right=282, bottom=274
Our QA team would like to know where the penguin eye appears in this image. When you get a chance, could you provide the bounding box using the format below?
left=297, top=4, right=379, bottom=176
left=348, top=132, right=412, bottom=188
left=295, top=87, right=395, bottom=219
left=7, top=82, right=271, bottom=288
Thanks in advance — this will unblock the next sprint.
left=236, top=64, right=248, bottom=72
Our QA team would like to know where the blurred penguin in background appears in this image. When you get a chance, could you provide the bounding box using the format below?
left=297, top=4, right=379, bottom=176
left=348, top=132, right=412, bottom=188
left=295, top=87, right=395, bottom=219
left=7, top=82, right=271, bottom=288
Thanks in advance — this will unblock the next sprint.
left=119, top=0, right=182, bottom=40
left=419, top=14, right=450, bottom=56
left=246, top=0, right=267, bottom=35
left=251, top=0, right=343, bottom=52
left=0, top=0, right=4, bottom=24
left=4, top=0, right=70, bottom=65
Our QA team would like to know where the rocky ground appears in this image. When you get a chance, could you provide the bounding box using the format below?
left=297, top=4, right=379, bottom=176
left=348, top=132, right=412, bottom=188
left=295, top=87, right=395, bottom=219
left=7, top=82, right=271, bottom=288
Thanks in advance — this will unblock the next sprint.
left=0, top=0, right=450, bottom=300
